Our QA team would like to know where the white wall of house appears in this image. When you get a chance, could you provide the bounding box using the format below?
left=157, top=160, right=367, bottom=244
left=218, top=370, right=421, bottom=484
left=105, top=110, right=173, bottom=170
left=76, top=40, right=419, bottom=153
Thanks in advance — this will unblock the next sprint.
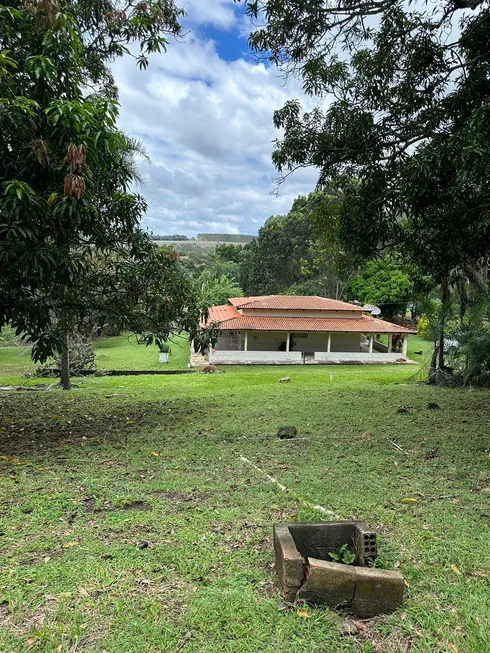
left=315, top=351, right=404, bottom=363
left=290, top=332, right=328, bottom=352
left=214, top=331, right=242, bottom=351
left=209, top=351, right=302, bottom=364
left=214, top=330, right=362, bottom=352
left=330, top=333, right=362, bottom=352
left=248, top=331, right=286, bottom=351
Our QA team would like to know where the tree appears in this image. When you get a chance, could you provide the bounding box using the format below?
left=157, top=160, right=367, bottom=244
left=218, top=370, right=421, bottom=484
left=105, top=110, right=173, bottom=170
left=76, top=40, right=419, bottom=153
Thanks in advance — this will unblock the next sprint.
left=240, top=196, right=316, bottom=294
left=179, top=245, right=213, bottom=277
left=346, top=255, right=415, bottom=321
left=205, top=244, right=244, bottom=282
left=298, top=188, right=359, bottom=299
left=239, top=0, right=490, bottom=371
left=214, top=243, right=244, bottom=263
left=199, top=270, right=243, bottom=307
left=0, top=0, right=189, bottom=388
left=240, top=189, right=357, bottom=297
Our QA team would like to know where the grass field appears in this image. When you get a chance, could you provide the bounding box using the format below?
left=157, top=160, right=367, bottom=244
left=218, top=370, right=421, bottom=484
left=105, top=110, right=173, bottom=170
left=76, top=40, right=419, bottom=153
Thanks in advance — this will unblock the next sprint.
left=0, top=337, right=489, bottom=652
left=0, top=333, right=191, bottom=385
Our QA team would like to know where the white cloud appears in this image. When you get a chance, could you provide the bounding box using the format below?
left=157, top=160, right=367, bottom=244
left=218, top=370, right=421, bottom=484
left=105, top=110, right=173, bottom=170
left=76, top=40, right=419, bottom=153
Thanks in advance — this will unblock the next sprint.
left=183, top=0, right=238, bottom=30
left=111, top=9, right=321, bottom=236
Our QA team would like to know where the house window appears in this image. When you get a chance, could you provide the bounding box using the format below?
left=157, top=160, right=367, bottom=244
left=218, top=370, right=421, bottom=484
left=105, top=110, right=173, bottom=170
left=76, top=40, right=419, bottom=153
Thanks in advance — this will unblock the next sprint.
left=292, top=333, right=308, bottom=338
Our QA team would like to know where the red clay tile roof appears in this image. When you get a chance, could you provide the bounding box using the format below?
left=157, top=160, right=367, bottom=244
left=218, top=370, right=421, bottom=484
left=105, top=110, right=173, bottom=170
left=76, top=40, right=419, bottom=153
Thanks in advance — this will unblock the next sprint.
left=207, top=304, right=238, bottom=321
left=206, top=305, right=417, bottom=334
left=228, top=295, right=365, bottom=311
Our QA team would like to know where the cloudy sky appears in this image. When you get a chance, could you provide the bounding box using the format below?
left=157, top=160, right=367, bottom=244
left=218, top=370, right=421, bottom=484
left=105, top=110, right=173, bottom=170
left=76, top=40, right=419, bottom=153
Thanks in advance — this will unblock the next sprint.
left=111, top=0, right=319, bottom=237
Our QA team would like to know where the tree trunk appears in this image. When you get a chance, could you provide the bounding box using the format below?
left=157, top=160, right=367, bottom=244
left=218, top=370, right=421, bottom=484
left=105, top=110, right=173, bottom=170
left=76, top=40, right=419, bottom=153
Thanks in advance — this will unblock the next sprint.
left=437, top=278, right=450, bottom=371
left=430, top=341, right=438, bottom=370
left=438, top=324, right=445, bottom=370
left=428, top=279, right=449, bottom=384
left=60, top=328, right=71, bottom=390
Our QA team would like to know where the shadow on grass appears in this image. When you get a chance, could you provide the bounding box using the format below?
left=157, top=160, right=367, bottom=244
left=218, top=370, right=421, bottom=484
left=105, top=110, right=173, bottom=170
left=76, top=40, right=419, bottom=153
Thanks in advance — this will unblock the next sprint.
left=0, top=392, right=192, bottom=458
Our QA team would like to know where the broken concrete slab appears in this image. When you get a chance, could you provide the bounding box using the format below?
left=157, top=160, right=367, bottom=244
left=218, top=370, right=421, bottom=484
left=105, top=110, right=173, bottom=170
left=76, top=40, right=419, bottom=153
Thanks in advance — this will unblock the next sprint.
left=273, top=524, right=305, bottom=598
left=297, top=558, right=356, bottom=607
left=273, top=521, right=404, bottom=617
left=352, top=567, right=405, bottom=618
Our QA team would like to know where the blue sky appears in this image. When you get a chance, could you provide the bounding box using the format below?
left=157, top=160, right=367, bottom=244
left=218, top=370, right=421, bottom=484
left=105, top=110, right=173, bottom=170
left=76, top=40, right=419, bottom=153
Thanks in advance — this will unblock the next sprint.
left=111, top=0, right=318, bottom=237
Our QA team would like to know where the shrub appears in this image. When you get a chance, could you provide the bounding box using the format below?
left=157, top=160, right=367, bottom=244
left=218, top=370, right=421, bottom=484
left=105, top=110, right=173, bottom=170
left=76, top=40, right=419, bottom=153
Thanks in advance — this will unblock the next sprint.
left=417, top=314, right=431, bottom=339
left=37, top=333, right=95, bottom=376
left=449, top=322, right=490, bottom=386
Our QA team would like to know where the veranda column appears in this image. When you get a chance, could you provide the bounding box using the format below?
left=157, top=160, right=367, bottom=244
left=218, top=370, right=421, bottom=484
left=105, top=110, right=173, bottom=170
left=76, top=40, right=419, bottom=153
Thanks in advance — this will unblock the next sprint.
left=327, top=333, right=332, bottom=352
left=368, top=334, right=374, bottom=353
left=402, top=334, right=408, bottom=357
left=286, top=332, right=291, bottom=352
left=387, top=334, right=393, bottom=353
left=244, top=332, right=248, bottom=351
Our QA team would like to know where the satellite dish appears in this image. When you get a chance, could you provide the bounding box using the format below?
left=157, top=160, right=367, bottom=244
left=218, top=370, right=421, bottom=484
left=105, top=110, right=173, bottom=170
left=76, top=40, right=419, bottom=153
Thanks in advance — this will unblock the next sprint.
left=363, top=304, right=381, bottom=316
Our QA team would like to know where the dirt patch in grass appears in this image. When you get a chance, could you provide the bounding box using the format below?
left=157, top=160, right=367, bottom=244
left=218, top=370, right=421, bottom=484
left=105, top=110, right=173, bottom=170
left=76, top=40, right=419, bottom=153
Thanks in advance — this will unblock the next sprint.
left=0, top=394, right=187, bottom=457
left=150, top=489, right=211, bottom=505
left=0, top=601, right=56, bottom=638
left=120, top=500, right=152, bottom=511
left=82, top=497, right=96, bottom=512
left=343, top=617, right=418, bottom=652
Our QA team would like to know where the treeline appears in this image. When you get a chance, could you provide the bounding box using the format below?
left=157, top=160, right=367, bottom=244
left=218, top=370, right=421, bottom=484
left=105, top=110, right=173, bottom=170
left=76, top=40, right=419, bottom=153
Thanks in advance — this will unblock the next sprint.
left=150, top=234, right=189, bottom=241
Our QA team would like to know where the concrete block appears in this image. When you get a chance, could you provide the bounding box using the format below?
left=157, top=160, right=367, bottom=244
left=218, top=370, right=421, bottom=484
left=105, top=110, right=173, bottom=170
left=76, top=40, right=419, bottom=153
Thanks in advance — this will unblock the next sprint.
left=277, top=426, right=297, bottom=439
left=297, top=558, right=356, bottom=607
left=353, top=522, right=377, bottom=566
left=352, top=567, right=405, bottom=618
left=273, top=524, right=305, bottom=597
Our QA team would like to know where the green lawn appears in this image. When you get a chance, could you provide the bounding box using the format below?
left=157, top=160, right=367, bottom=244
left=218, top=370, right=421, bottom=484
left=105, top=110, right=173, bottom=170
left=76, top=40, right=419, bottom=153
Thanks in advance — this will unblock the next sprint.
left=0, top=333, right=191, bottom=385
left=94, top=333, right=191, bottom=371
left=0, top=333, right=431, bottom=385
left=0, top=338, right=489, bottom=652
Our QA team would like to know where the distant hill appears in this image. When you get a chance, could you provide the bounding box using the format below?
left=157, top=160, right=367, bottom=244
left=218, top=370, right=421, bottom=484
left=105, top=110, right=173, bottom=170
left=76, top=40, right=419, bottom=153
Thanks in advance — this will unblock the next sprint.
left=197, top=234, right=255, bottom=244
left=152, top=233, right=256, bottom=250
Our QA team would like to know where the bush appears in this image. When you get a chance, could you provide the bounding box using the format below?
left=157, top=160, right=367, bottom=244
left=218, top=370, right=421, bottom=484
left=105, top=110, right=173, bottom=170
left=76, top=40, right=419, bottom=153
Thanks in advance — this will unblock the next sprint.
left=449, top=322, right=490, bottom=386
left=417, top=314, right=431, bottom=339
left=37, top=333, right=96, bottom=376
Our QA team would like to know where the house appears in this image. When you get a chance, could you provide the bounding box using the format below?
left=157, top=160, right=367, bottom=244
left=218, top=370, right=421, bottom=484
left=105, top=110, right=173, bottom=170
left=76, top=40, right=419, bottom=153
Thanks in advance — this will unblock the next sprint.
left=199, top=295, right=417, bottom=365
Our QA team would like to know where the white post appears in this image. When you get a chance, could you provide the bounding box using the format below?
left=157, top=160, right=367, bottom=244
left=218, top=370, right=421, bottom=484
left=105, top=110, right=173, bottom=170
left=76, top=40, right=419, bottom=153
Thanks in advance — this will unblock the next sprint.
left=244, top=332, right=248, bottom=352
left=368, top=334, right=374, bottom=353
left=286, top=332, right=290, bottom=352
left=327, top=333, right=331, bottom=352
left=387, top=334, right=393, bottom=353
left=402, top=334, right=408, bottom=356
